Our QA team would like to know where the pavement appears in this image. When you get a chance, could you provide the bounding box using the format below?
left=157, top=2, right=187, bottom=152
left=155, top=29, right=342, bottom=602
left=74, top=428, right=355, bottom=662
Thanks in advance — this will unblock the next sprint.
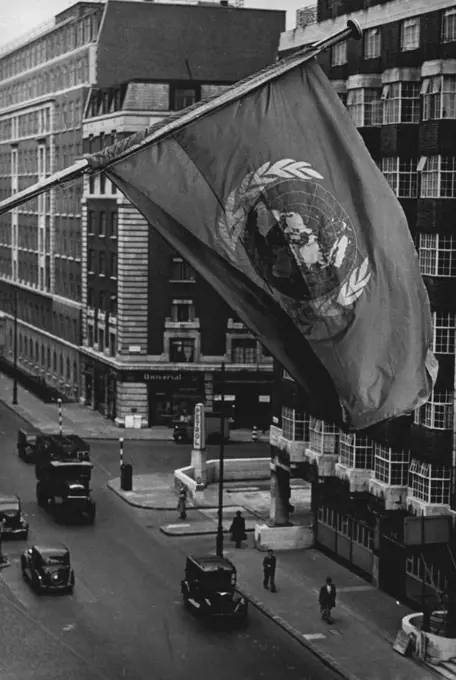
left=0, top=371, right=269, bottom=442
left=109, top=472, right=442, bottom=680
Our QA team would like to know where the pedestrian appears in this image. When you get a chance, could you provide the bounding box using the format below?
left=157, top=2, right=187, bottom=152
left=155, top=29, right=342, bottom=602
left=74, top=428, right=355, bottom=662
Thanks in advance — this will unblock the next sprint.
left=177, top=485, right=187, bottom=520
left=319, top=576, right=337, bottom=623
left=263, top=548, right=277, bottom=592
left=229, top=510, right=246, bottom=548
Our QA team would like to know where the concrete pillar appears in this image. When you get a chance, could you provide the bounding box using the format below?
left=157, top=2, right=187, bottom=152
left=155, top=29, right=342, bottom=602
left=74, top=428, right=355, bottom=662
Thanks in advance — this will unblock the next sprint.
left=269, top=461, right=291, bottom=527
left=190, top=403, right=208, bottom=485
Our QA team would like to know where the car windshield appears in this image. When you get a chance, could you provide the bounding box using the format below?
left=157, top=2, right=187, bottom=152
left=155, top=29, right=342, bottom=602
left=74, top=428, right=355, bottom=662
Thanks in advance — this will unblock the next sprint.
left=0, top=503, right=19, bottom=515
left=42, top=554, right=68, bottom=566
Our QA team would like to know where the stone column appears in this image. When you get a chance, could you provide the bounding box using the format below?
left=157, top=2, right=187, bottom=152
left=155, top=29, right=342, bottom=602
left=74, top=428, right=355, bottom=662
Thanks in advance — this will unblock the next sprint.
left=269, top=456, right=291, bottom=527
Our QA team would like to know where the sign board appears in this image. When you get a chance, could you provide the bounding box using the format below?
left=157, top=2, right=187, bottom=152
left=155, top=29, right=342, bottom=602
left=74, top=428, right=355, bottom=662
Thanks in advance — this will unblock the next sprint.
left=393, top=630, right=411, bottom=657
left=404, top=516, right=451, bottom=546
left=193, top=403, right=206, bottom=451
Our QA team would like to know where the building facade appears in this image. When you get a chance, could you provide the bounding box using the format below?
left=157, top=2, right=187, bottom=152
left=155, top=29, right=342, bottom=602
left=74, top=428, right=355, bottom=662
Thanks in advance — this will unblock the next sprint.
left=78, top=1, right=285, bottom=426
left=274, top=0, right=456, bottom=610
left=0, top=0, right=284, bottom=414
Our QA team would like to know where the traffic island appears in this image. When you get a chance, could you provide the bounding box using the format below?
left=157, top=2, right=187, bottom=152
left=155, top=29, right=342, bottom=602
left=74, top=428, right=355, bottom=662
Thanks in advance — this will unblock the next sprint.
left=160, top=506, right=261, bottom=536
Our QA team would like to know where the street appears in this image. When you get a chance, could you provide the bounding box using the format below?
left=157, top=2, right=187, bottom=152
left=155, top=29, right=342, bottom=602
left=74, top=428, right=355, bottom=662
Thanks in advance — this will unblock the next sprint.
left=0, top=402, right=339, bottom=680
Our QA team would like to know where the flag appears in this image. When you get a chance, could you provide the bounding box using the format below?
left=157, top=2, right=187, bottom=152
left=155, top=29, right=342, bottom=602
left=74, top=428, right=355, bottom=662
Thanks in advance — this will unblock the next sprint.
left=88, top=58, right=437, bottom=432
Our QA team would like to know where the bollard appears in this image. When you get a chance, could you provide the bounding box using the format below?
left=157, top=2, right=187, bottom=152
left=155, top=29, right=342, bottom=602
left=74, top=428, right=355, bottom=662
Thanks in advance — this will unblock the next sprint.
left=252, top=425, right=259, bottom=442
left=57, top=398, right=63, bottom=436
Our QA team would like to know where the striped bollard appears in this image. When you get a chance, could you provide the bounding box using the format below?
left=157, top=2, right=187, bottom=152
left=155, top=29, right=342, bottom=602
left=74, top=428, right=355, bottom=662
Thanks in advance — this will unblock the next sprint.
left=119, top=437, right=124, bottom=473
left=57, top=398, right=63, bottom=436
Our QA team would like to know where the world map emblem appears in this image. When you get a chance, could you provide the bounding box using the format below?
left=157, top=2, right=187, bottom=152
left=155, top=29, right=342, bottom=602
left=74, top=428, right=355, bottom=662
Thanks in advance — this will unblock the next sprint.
left=217, top=159, right=371, bottom=319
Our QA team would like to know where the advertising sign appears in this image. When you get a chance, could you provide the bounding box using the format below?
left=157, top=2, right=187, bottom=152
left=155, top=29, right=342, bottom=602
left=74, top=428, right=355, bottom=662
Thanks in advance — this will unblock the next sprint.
left=193, top=403, right=206, bottom=450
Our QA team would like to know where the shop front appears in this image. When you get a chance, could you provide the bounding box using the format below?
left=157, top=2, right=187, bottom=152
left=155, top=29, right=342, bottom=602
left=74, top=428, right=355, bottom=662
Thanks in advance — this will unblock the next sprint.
left=81, top=356, right=117, bottom=421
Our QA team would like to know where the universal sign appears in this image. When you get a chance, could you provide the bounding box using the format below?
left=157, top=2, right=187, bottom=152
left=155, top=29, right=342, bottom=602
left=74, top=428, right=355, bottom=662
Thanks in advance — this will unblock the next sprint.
left=193, top=403, right=206, bottom=451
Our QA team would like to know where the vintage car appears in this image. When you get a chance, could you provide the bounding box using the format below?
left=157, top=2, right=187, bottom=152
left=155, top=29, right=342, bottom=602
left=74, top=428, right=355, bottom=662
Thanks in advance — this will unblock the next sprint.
left=17, top=429, right=38, bottom=463
left=181, top=554, right=248, bottom=622
left=21, top=543, right=75, bottom=593
left=0, top=494, right=29, bottom=539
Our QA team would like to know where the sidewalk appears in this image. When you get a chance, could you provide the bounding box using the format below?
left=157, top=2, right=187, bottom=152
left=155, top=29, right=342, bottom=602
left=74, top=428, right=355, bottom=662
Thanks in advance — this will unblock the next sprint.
left=0, top=372, right=269, bottom=442
left=109, top=473, right=440, bottom=680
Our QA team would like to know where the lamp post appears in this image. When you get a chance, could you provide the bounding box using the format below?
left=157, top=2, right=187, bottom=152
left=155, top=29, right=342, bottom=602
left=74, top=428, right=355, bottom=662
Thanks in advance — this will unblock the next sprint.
left=215, top=362, right=226, bottom=557
left=12, top=286, right=18, bottom=405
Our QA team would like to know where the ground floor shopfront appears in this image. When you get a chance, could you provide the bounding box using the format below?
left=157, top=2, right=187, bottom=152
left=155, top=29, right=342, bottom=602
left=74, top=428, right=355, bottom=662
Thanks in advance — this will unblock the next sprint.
left=80, top=356, right=273, bottom=429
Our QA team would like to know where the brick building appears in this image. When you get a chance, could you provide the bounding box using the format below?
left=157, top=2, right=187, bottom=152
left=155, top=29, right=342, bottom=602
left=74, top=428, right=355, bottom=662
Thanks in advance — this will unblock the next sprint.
left=79, top=1, right=285, bottom=426
left=0, top=0, right=284, bottom=413
left=273, top=0, right=456, bottom=609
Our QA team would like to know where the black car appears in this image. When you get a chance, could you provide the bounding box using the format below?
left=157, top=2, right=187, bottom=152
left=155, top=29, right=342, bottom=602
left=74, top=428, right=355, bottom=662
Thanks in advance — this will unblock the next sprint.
left=21, top=543, right=75, bottom=593
left=17, top=429, right=38, bottom=463
left=0, top=494, right=29, bottom=539
left=181, top=554, right=248, bottom=622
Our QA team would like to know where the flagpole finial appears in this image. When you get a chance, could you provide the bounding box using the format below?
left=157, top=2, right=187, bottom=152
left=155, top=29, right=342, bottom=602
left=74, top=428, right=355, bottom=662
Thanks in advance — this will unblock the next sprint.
left=347, top=19, right=362, bottom=41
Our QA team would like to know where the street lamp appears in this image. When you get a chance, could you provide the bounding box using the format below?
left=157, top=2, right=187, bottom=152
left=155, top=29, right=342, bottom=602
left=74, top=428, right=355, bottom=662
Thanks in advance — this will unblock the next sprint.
left=12, top=286, right=18, bottom=405
left=215, top=362, right=226, bottom=557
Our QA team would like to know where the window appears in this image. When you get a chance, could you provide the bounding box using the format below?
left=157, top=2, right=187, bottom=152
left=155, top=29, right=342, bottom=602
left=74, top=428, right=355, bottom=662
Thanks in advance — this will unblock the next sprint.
left=53, top=351, right=57, bottom=371
left=442, top=8, right=456, bottom=43
left=406, top=553, right=448, bottom=592
left=331, top=41, right=347, bottom=66
left=373, top=444, right=409, bottom=486
left=169, top=338, right=195, bottom=362
left=47, top=347, right=51, bottom=369
left=99, top=251, right=106, bottom=275
left=170, top=299, right=194, bottom=322
left=422, top=76, right=456, bottom=120
left=59, top=353, right=63, bottom=376
left=87, top=211, right=95, bottom=235
left=281, top=407, right=309, bottom=441
left=381, top=158, right=417, bottom=198
left=110, top=253, right=117, bottom=278
left=98, top=328, right=105, bottom=350
left=420, top=156, right=456, bottom=198
left=400, top=18, right=420, bottom=51
left=110, top=212, right=117, bottom=238
left=100, top=173, right=106, bottom=194
left=416, top=390, right=454, bottom=430
left=231, top=339, right=257, bottom=363
left=99, top=211, right=106, bottom=236
left=170, top=256, right=195, bottom=281
left=409, top=460, right=451, bottom=505
left=363, top=28, right=381, bottom=59
left=109, top=333, right=116, bottom=356
left=339, top=433, right=372, bottom=469
left=432, top=312, right=456, bottom=354
left=88, top=249, right=94, bottom=272
left=173, top=88, right=197, bottom=111
left=351, top=522, right=374, bottom=550
left=88, top=325, right=94, bottom=346
left=382, top=82, right=420, bottom=124
left=347, top=88, right=382, bottom=127
left=89, top=176, right=95, bottom=193
left=419, top=233, right=456, bottom=277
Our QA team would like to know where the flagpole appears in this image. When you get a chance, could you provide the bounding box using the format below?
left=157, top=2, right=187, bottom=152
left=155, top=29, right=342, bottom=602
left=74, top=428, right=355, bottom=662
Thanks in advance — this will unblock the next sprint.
left=0, top=19, right=362, bottom=216
left=0, top=159, right=89, bottom=216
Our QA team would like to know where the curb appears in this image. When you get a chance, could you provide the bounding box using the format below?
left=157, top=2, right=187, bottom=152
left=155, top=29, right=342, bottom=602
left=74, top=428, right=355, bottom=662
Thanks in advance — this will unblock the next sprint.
left=160, top=526, right=256, bottom=537
left=107, top=480, right=237, bottom=512
left=236, top=586, right=361, bottom=680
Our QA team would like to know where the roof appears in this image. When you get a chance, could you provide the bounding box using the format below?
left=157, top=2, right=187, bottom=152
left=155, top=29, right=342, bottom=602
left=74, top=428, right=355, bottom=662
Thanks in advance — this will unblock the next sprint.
left=96, top=2, right=285, bottom=88
left=0, top=494, right=19, bottom=505
left=189, top=554, right=235, bottom=571
left=33, top=543, right=69, bottom=556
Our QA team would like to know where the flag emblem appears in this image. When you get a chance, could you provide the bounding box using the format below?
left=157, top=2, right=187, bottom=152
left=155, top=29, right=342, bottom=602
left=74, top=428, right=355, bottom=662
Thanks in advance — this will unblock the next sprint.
left=217, top=158, right=371, bottom=322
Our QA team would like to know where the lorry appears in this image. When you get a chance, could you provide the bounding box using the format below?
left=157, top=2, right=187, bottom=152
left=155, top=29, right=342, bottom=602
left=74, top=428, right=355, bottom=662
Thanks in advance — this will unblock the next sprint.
left=34, top=435, right=95, bottom=524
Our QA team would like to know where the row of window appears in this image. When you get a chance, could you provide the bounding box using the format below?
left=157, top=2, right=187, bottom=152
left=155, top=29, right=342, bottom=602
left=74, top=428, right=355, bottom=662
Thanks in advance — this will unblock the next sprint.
left=0, top=55, right=89, bottom=110
left=317, top=506, right=374, bottom=551
left=87, top=323, right=117, bottom=357
left=381, top=155, right=456, bottom=200
left=408, top=460, right=451, bottom=505
left=10, top=329, right=78, bottom=383
left=0, top=12, right=100, bottom=81
left=331, top=10, right=456, bottom=66
left=341, top=76, right=456, bottom=128
left=87, top=211, right=117, bottom=238
left=87, top=173, right=117, bottom=196
left=87, top=250, right=117, bottom=278
left=414, top=390, right=454, bottom=430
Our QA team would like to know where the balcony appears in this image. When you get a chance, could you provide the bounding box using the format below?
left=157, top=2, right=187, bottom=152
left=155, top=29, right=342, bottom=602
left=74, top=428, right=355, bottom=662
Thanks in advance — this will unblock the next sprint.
left=368, top=478, right=407, bottom=511
left=164, top=317, right=200, bottom=331
left=335, top=464, right=373, bottom=494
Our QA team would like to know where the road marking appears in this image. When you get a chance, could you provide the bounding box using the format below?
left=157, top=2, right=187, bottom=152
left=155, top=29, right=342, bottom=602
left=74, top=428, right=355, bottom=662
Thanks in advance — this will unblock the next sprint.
left=63, top=623, right=76, bottom=631
left=302, top=633, right=326, bottom=640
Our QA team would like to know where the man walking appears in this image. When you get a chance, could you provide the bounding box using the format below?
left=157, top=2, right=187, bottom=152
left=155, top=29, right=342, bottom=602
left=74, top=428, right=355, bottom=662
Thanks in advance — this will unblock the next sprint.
left=319, top=576, right=336, bottom=623
left=177, top=485, right=187, bottom=520
left=229, top=510, right=246, bottom=548
left=263, top=549, right=277, bottom=592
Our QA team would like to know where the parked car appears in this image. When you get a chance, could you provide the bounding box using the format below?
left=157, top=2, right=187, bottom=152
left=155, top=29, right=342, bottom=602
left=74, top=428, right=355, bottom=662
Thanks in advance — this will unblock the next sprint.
left=181, top=554, right=248, bottom=622
left=17, top=429, right=38, bottom=463
left=21, top=543, right=75, bottom=593
left=0, top=494, right=29, bottom=539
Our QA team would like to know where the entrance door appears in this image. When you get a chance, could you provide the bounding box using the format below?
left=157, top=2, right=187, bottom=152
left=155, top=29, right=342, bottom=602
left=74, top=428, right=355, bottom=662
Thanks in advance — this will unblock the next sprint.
left=379, top=535, right=405, bottom=600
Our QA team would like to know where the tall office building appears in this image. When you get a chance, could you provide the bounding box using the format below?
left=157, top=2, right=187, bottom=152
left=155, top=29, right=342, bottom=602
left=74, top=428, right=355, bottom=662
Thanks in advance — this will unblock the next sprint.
left=273, top=0, right=456, bottom=609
